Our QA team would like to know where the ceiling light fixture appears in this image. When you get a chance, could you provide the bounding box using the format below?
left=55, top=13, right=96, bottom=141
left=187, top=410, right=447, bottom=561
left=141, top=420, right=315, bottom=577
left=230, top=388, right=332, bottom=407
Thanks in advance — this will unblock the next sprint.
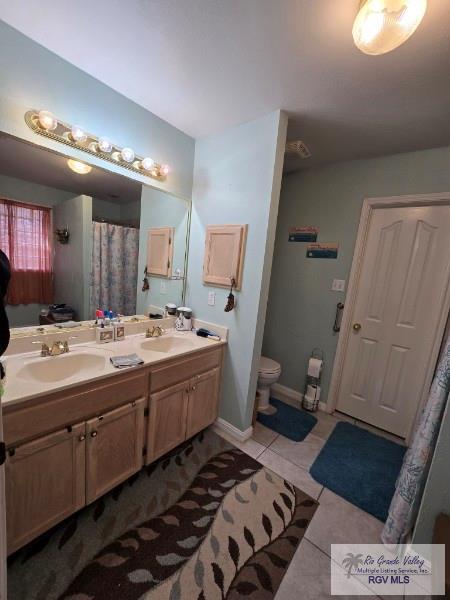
left=25, top=110, right=169, bottom=180
left=353, top=0, right=427, bottom=55
left=67, top=159, right=92, bottom=174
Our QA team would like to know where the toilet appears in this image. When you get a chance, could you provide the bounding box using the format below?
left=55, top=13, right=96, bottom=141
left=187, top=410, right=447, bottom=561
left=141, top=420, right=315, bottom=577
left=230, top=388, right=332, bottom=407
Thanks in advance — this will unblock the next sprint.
left=257, top=356, right=282, bottom=413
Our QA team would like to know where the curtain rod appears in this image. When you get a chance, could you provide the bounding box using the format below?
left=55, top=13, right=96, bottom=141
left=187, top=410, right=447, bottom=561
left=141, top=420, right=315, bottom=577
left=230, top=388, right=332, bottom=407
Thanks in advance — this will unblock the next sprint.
left=93, top=217, right=139, bottom=229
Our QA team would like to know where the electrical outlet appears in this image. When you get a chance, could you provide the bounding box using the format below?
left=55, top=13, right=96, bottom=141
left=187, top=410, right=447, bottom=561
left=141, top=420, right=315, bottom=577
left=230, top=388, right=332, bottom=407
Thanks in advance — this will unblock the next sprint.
left=160, top=281, right=167, bottom=294
left=331, top=279, right=346, bottom=292
left=208, top=291, right=216, bottom=306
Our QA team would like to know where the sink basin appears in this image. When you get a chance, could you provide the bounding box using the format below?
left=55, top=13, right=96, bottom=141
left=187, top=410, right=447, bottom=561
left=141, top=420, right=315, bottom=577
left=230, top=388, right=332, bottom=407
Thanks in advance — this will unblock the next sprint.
left=16, top=351, right=108, bottom=383
left=139, top=336, right=195, bottom=354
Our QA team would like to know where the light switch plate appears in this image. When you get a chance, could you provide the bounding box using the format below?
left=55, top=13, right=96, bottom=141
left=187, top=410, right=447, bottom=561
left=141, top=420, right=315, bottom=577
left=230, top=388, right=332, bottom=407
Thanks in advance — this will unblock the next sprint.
left=208, top=291, right=216, bottom=306
left=160, top=281, right=167, bottom=294
left=331, top=279, right=346, bottom=292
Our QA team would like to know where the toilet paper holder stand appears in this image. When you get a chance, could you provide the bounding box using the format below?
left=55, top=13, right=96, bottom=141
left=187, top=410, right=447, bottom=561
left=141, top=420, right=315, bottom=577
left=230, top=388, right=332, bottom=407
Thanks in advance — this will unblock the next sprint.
left=302, top=348, right=323, bottom=413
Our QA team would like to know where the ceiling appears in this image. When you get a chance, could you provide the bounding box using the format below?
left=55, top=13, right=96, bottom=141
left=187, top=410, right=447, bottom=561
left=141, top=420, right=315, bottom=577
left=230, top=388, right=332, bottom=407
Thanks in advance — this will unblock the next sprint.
left=1, top=0, right=449, bottom=172
left=0, top=135, right=142, bottom=204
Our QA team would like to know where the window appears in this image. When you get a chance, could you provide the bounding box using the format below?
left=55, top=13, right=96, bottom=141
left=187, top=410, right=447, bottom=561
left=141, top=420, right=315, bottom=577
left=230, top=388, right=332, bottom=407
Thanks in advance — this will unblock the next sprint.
left=0, top=199, right=53, bottom=305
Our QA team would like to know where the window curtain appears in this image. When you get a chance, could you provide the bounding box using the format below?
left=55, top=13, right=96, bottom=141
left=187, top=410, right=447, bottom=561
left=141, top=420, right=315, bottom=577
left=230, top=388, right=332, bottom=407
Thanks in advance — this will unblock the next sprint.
left=90, top=222, right=139, bottom=318
left=381, top=331, right=450, bottom=545
left=0, top=199, right=53, bottom=305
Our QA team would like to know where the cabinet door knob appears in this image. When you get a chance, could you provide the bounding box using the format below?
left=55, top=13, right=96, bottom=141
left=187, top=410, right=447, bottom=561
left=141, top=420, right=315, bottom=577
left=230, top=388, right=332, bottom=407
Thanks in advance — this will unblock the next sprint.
left=79, top=434, right=86, bottom=442
left=353, top=323, right=362, bottom=332
left=192, top=385, right=196, bottom=391
left=91, top=431, right=98, bottom=438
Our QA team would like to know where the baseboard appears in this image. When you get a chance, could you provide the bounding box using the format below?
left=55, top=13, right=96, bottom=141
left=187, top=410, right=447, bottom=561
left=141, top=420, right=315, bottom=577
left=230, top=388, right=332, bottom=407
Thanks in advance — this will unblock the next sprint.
left=271, top=382, right=303, bottom=403
left=212, top=417, right=253, bottom=442
left=271, top=383, right=330, bottom=413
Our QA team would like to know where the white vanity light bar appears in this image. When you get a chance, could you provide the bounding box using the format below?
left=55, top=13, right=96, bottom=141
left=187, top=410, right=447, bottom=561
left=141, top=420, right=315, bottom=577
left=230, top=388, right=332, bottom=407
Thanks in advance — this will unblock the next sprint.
left=25, top=109, right=170, bottom=180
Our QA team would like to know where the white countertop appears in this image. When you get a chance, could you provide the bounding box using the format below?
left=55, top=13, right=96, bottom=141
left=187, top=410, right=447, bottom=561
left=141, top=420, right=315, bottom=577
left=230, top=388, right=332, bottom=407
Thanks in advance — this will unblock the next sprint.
left=1, top=329, right=226, bottom=408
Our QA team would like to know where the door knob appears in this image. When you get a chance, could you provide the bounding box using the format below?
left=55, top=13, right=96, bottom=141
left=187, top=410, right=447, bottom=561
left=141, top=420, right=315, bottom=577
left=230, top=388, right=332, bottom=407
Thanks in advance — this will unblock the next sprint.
left=353, top=323, right=362, bottom=332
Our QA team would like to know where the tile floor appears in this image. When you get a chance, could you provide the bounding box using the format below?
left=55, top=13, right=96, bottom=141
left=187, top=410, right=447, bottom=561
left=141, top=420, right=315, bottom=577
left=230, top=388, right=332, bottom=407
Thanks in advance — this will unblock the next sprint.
left=213, top=408, right=424, bottom=600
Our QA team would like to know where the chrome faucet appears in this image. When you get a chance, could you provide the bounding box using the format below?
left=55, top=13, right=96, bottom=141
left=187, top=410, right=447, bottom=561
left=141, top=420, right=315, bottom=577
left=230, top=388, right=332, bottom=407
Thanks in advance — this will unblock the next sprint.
left=32, top=337, right=77, bottom=357
left=146, top=325, right=164, bottom=338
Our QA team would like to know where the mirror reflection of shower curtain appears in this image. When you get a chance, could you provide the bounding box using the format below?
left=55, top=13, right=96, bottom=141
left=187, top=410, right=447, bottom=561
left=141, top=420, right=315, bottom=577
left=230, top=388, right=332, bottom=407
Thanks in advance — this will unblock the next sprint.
left=90, top=222, right=139, bottom=318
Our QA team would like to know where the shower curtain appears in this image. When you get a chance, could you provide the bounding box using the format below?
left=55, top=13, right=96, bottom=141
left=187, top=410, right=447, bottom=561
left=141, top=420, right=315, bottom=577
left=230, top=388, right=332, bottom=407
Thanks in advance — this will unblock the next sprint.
left=90, top=222, right=139, bottom=318
left=381, top=331, right=450, bottom=545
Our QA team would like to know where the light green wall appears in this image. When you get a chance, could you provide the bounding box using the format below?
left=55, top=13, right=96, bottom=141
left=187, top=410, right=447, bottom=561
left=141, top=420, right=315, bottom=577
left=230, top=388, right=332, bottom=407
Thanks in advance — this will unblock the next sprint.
left=263, top=146, right=450, bottom=403
left=53, top=195, right=92, bottom=321
left=0, top=173, right=74, bottom=207
left=136, top=187, right=189, bottom=314
left=92, top=198, right=141, bottom=227
left=186, top=110, right=288, bottom=431
left=0, top=20, right=194, bottom=200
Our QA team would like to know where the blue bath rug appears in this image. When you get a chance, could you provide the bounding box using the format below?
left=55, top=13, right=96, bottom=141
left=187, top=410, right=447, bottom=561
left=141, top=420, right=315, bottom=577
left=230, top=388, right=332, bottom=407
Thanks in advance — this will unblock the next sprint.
left=257, top=398, right=317, bottom=441
left=310, top=421, right=406, bottom=521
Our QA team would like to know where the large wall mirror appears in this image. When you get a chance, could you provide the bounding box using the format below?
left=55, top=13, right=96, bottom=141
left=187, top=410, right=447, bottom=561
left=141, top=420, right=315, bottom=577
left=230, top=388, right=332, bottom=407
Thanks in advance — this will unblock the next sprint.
left=0, top=133, right=190, bottom=330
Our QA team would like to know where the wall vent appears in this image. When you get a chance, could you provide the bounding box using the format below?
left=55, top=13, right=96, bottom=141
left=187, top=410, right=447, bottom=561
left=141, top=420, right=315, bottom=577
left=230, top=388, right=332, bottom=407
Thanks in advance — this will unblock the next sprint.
left=285, top=140, right=311, bottom=158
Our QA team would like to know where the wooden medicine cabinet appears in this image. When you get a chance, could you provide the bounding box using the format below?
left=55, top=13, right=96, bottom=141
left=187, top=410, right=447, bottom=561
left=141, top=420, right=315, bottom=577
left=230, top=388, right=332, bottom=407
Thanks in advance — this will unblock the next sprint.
left=202, top=224, right=247, bottom=289
left=147, top=226, right=174, bottom=277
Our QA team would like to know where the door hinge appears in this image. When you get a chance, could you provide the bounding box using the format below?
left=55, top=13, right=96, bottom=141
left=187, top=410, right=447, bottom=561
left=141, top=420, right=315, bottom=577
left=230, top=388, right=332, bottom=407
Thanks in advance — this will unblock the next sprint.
left=142, top=446, right=147, bottom=457
left=144, top=407, right=149, bottom=417
left=0, top=441, right=5, bottom=466
left=167, top=259, right=171, bottom=269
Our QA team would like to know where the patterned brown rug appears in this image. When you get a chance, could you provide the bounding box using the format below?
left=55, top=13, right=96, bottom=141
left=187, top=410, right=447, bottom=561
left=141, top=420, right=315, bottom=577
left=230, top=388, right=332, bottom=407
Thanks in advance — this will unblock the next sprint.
left=7, top=429, right=318, bottom=599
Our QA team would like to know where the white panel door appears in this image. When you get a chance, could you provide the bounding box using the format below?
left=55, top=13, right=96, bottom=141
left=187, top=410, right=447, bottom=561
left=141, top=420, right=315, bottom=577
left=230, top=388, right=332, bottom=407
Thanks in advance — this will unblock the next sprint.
left=337, top=204, right=450, bottom=437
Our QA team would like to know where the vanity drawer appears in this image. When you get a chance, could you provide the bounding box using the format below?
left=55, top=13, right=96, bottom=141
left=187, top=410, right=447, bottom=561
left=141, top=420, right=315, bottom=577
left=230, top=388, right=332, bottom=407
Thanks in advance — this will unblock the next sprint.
left=150, top=347, right=223, bottom=393
left=3, top=369, right=149, bottom=447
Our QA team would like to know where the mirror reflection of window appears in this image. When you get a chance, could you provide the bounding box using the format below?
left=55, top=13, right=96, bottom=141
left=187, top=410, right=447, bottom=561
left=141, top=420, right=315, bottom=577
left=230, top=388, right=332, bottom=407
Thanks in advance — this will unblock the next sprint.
left=0, top=199, right=52, bottom=305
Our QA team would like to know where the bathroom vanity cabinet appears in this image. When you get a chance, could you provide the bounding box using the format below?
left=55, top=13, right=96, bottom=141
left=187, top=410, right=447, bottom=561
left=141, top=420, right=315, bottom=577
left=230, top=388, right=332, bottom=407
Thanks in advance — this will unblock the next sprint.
left=3, top=344, right=224, bottom=554
left=146, top=347, right=222, bottom=461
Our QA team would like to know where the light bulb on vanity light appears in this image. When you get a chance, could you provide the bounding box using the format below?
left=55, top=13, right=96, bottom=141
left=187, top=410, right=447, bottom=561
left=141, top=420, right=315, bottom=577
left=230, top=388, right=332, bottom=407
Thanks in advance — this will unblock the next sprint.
left=70, top=125, right=87, bottom=143
left=67, top=159, right=92, bottom=174
left=97, top=137, right=113, bottom=153
left=37, top=110, right=58, bottom=131
left=141, top=157, right=155, bottom=171
left=161, top=164, right=170, bottom=176
left=120, top=147, right=135, bottom=163
left=353, top=0, right=427, bottom=55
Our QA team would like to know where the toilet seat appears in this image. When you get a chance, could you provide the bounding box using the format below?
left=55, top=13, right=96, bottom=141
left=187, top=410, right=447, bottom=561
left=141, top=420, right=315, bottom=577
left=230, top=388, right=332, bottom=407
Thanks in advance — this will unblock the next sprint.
left=259, top=356, right=281, bottom=375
